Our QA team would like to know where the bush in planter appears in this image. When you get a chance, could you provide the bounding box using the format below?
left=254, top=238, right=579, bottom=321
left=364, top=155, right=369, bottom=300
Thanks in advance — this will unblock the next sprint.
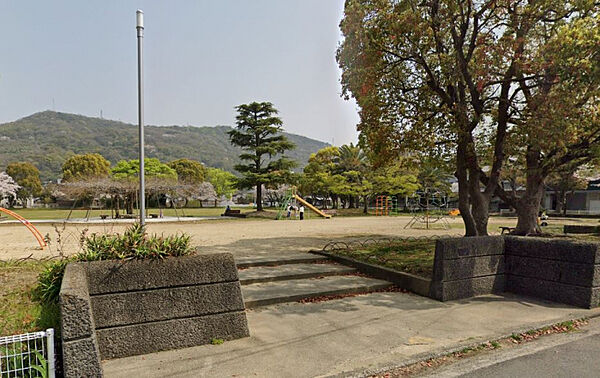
left=35, top=224, right=193, bottom=304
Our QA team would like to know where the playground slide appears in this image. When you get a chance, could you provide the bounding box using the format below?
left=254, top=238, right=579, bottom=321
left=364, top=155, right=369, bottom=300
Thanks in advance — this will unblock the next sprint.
left=294, top=195, right=331, bottom=219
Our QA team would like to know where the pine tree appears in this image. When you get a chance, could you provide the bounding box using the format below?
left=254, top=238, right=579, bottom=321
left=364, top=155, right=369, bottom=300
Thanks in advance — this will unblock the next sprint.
left=228, top=102, right=296, bottom=211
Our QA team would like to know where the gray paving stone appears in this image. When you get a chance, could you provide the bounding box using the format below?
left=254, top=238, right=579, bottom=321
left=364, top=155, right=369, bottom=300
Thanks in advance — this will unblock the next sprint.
left=238, top=262, right=355, bottom=284
left=235, top=253, right=328, bottom=268
left=242, top=275, right=392, bottom=308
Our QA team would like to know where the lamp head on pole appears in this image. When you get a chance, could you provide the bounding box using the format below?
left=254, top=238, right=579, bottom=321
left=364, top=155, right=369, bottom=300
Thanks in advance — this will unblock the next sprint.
left=136, top=10, right=144, bottom=29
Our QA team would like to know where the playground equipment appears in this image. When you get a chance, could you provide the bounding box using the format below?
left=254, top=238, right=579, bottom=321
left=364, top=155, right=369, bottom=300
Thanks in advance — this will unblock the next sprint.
left=375, top=195, right=398, bottom=216
left=0, top=207, right=47, bottom=249
left=404, top=189, right=450, bottom=230
left=277, top=187, right=331, bottom=219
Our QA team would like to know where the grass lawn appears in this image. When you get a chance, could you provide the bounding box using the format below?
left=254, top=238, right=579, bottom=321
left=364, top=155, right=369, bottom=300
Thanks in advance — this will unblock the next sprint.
left=332, top=239, right=436, bottom=278
left=0, top=261, right=58, bottom=337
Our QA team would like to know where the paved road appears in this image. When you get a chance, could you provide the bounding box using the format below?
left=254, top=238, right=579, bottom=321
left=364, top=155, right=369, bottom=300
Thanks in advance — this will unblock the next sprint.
left=427, top=317, right=600, bottom=378
left=462, top=334, right=600, bottom=378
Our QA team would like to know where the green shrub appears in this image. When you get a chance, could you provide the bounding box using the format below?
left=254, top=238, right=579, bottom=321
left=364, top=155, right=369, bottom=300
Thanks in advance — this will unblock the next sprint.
left=35, top=260, right=71, bottom=304
left=36, top=224, right=193, bottom=304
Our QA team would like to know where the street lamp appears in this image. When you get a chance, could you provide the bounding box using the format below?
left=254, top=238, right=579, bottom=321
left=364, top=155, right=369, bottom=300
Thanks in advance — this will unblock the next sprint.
left=136, top=10, right=146, bottom=226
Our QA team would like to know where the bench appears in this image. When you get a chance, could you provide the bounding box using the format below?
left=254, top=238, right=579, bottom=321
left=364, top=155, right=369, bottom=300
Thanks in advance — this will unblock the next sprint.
left=222, top=209, right=246, bottom=218
left=499, top=226, right=515, bottom=235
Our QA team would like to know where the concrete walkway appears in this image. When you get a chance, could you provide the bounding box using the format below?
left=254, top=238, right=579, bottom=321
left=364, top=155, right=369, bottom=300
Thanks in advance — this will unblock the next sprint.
left=102, top=292, right=600, bottom=378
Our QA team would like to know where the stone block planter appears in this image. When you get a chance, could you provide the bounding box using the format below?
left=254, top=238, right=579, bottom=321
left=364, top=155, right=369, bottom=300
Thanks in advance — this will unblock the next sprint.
left=430, top=236, right=600, bottom=308
left=429, top=236, right=505, bottom=301
left=59, top=253, right=249, bottom=377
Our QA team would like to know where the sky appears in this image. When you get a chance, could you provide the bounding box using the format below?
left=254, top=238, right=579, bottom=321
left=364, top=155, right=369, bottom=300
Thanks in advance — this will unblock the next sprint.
left=0, top=0, right=359, bottom=145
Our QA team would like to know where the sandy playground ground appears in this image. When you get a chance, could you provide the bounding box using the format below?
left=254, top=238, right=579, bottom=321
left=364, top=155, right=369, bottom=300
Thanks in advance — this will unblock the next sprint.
left=0, top=215, right=597, bottom=260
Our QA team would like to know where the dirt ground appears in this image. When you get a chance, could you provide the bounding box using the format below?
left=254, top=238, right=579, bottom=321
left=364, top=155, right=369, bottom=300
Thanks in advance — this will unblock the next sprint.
left=0, top=215, right=597, bottom=260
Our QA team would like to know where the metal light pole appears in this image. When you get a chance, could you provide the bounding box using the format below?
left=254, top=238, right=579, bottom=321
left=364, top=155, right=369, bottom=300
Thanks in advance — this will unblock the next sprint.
left=136, top=10, right=146, bottom=226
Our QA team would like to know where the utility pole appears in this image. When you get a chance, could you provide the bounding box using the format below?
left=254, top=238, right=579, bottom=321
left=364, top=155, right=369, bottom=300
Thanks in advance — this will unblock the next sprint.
left=136, top=10, right=146, bottom=226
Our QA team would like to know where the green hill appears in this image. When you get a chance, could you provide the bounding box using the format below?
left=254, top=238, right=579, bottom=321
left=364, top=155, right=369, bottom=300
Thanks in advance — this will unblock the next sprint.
left=0, top=111, right=328, bottom=181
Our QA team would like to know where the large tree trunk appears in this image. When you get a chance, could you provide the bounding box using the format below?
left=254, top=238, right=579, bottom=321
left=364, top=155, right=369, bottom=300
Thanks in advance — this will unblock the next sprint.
left=363, top=195, right=368, bottom=214
left=514, top=149, right=545, bottom=235
left=456, top=135, right=478, bottom=236
left=515, top=197, right=541, bottom=235
left=256, top=184, right=263, bottom=211
left=469, top=168, right=490, bottom=236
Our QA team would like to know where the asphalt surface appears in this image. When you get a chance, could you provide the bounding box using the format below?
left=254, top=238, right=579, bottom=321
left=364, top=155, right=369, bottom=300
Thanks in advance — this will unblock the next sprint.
left=460, top=334, right=600, bottom=378
left=426, top=316, right=600, bottom=378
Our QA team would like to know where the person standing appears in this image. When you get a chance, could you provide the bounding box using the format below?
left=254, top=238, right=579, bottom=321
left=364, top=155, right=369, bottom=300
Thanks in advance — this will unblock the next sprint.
left=299, top=205, right=305, bottom=220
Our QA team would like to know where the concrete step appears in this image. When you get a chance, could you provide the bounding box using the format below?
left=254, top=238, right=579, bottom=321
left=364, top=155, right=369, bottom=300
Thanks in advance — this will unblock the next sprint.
left=242, top=275, right=393, bottom=308
left=236, top=253, right=328, bottom=268
left=238, top=263, right=356, bottom=285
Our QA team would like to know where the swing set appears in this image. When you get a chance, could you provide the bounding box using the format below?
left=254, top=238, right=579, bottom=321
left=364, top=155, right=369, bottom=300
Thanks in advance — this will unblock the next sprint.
left=0, top=207, right=47, bottom=249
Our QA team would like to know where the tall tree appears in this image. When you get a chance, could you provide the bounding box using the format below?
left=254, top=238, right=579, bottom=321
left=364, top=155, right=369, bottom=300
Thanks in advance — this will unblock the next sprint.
left=5, top=162, right=42, bottom=207
left=228, top=102, right=296, bottom=211
left=168, top=159, right=207, bottom=185
left=338, top=0, right=599, bottom=235
left=206, top=168, right=237, bottom=207
left=62, top=153, right=110, bottom=182
left=300, top=146, right=343, bottom=209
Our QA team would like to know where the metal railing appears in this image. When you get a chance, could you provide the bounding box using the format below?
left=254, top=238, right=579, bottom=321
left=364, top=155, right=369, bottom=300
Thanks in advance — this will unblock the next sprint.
left=0, top=329, right=55, bottom=378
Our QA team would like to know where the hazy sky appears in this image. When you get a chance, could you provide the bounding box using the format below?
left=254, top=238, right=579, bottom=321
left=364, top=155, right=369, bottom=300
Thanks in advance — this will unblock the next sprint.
left=0, top=1, right=359, bottom=145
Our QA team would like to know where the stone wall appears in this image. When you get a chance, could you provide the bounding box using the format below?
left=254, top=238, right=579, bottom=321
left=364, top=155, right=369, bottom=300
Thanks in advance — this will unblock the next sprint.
left=60, top=253, right=249, bottom=377
left=505, top=237, right=600, bottom=308
left=59, top=264, right=103, bottom=377
left=429, top=236, right=505, bottom=301
left=431, top=236, right=600, bottom=308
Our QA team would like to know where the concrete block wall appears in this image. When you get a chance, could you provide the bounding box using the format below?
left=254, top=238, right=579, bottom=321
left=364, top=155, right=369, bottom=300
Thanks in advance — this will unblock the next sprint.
left=431, top=236, right=600, bottom=308
left=60, top=253, right=249, bottom=377
left=505, top=237, right=600, bottom=308
left=429, top=236, right=505, bottom=301
left=59, top=264, right=103, bottom=377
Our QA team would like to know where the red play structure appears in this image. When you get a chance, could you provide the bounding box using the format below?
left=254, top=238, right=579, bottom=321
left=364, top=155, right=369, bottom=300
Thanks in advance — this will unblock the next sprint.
left=0, top=207, right=47, bottom=249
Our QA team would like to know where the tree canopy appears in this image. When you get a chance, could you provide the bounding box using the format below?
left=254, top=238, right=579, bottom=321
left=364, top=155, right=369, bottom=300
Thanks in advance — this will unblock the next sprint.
left=206, top=168, right=236, bottom=202
left=168, top=158, right=207, bottom=184
left=0, top=172, right=20, bottom=205
left=112, top=158, right=178, bottom=181
left=62, top=153, right=111, bottom=182
left=228, top=102, right=296, bottom=211
left=338, top=0, right=600, bottom=235
left=300, top=144, right=419, bottom=210
left=5, top=162, right=42, bottom=205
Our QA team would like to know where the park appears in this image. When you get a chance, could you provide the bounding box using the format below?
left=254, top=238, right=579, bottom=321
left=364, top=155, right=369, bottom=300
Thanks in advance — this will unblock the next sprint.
left=2, top=1, right=600, bottom=377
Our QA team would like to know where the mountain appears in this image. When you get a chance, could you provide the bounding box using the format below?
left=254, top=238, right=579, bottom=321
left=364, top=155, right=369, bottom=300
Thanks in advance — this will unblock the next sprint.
left=0, top=111, right=329, bottom=181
